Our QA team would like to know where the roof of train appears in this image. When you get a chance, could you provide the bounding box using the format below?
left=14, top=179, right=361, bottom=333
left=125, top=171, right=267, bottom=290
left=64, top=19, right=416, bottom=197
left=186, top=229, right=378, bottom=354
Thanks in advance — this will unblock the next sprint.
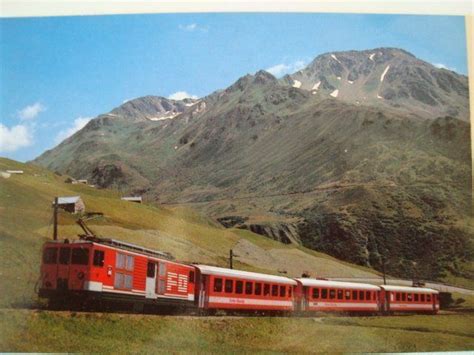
left=195, top=265, right=297, bottom=285
left=296, top=278, right=381, bottom=291
left=380, top=285, right=439, bottom=294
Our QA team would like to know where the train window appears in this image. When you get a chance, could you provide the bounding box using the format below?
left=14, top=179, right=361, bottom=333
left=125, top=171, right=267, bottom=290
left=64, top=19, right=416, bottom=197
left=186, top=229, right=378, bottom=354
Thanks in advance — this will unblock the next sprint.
left=421, top=294, right=425, bottom=302
left=114, top=272, right=124, bottom=288
left=189, top=271, right=195, bottom=283
left=345, top=290, right=351, bottom=300
left=147, top=262, right=155, bottom=278
left=236, top=281, right=243, bottom=294
left=329, top=289, right=336, bottom=299
left=214, top=278, right=223, bottom=292
left=396, top=293, right=401, bottom=301
left=402, top=293, right=406, bottom=301
left=124, top=274, right=133, bottom=289
left=321, top=289, right=328, bottom=299
left=245, top=282, right=253, bottom=295
left=255, top=283, right=262, bottom=295
left=414, top=294, right=419, bottom=302
left=426, top=294, right=431, bottom=302
left=59, top=248, right=70, bottom=265
left=159, top=262, right=167, bottom=277
left=407, top=293, right=413, bottom=302
left=288, top=287, right=292, bottom=297
left=272, top=285, right=278, bottom=297
left=280, top=285, right=286, bottom=297
left=359, top=291, right=365, bottom=301
left=71, top=248, right=89, bottom=265
left=116, top=253, right=125, bottom=268
left=337, top=290, right=343, bottom=300
left=43, top=248, right=58, bottom=264
left=225, top=279, right=233, bottom=293
left=93, top=250, right=104, bottom=267
left=126, top=255, right=134, bottom=271
left=366, top=291, right=371, bottom=300
left=352, top=290, right=358, bottom=300
left=158, top=279, right=166, bottom=294
left=312, top=288, right=320, bottom=299
left=264, top=284, right=270, bottom=296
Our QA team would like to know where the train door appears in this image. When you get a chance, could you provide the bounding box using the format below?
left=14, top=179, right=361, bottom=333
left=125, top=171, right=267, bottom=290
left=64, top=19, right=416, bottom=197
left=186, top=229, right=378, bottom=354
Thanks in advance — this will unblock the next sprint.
left=57, top=246, right=71, bottom=290
left=198, top=276, right=207, bottom=308
left=156, top=262, right=167, bottom=295
left=69, top=246, right=90, bottom=290
left=146, top=261, right=157, bottom=299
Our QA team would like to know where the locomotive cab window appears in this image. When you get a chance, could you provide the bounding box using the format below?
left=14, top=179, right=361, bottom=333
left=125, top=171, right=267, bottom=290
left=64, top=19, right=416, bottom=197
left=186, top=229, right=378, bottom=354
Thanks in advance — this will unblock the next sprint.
left=93, top=250, right=105, bottom=267
left=43, top=247, right=58, bottom=264
left=147, top=262, right=156, bottom=278
left=59, top=247, right=70, bottom=265
left=71, top=248, right=89, bottom=265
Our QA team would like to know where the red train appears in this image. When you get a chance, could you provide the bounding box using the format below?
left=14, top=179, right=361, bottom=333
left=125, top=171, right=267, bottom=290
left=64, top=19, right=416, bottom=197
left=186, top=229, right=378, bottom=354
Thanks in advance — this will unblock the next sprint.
left=39, top=237, right=440, bottom=315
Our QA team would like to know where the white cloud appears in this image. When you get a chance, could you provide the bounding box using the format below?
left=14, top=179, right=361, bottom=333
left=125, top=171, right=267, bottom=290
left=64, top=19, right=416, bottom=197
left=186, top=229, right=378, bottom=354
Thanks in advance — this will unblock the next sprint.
left=0, top=123, right=33, bottom=152
left=18, top=102, right=46, bottom=121
left=168, top=91, right=198, bottom=101
left=55, top=116, right=92, bottom=144
left=433, top=63, right=456, bottom=72
left=179, top=23, right=208, bottom=32
left=266, top=60, right=307, bottom=78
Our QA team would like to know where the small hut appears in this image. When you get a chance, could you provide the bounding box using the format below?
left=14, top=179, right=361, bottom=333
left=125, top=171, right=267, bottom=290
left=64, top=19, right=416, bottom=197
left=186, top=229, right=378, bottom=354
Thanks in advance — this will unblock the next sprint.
left=55, top=196, right=85, bottom=214
left=121, top=196, right=142, bottom=204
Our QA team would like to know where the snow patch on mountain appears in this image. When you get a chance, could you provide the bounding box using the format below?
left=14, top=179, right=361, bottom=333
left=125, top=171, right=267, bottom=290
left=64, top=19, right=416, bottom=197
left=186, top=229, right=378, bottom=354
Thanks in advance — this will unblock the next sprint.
left=330, top=89, right=339, bottom=98
left=312, top=81, right=321, bottom=90
left=369, top=53, right=375, bottom=61
left=331, top=54, right=342, bottom=64
left=380, top=65, right=390, bottom=82
left=292, top=80, right=302, bottom=88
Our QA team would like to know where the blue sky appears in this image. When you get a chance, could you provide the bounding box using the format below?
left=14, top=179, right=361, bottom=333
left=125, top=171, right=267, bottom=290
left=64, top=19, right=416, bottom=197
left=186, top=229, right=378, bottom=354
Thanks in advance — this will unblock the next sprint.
left=0, top=13, right=468, bottom=162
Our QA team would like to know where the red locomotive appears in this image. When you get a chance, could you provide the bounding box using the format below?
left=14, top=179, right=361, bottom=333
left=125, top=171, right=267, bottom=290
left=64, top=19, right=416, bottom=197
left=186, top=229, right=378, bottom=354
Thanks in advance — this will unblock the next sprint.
left=38, top=236, right=440, bottom=315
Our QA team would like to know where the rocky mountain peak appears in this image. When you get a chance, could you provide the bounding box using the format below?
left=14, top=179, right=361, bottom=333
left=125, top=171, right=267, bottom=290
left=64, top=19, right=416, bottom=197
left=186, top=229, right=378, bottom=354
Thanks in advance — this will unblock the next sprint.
left=285, top=48, right=468, bottom=121
left=109, top=95, right=198, bottom=122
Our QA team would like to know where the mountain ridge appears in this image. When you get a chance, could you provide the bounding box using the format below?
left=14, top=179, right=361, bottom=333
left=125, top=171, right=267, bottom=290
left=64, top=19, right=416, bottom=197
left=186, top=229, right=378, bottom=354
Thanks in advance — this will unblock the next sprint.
left=33, top=47, right=473, bottom=281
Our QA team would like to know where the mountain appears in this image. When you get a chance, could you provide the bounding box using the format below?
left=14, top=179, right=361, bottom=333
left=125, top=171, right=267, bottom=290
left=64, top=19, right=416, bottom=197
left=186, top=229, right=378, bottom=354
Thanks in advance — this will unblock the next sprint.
left=283, top=48, right=469, bottom=121
left=33, top=48, right=473, bottom=282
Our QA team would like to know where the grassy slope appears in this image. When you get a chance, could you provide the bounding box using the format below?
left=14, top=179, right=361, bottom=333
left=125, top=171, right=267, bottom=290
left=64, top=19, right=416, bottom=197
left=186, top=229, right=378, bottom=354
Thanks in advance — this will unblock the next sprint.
left=0, top=310, right=473, bottom=352
left=0, top=157, right=377, bottom=308
left=1, top=157, right=473, bottom=352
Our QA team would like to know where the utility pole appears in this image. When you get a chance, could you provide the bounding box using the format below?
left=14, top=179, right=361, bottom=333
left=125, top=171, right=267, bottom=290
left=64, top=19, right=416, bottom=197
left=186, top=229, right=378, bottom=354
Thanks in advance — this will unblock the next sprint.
left=381, top=256, right=387, bottom=285
left=229, top=249, right=233, bottom=269
left=53, top=196, right=58, bottom=240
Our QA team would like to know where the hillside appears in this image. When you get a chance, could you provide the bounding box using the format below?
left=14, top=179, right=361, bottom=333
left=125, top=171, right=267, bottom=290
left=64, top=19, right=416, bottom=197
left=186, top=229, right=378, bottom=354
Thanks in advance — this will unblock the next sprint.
left=0, top=157, right=378, bottom=308
left=33, top=47, right=473, bottom=282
